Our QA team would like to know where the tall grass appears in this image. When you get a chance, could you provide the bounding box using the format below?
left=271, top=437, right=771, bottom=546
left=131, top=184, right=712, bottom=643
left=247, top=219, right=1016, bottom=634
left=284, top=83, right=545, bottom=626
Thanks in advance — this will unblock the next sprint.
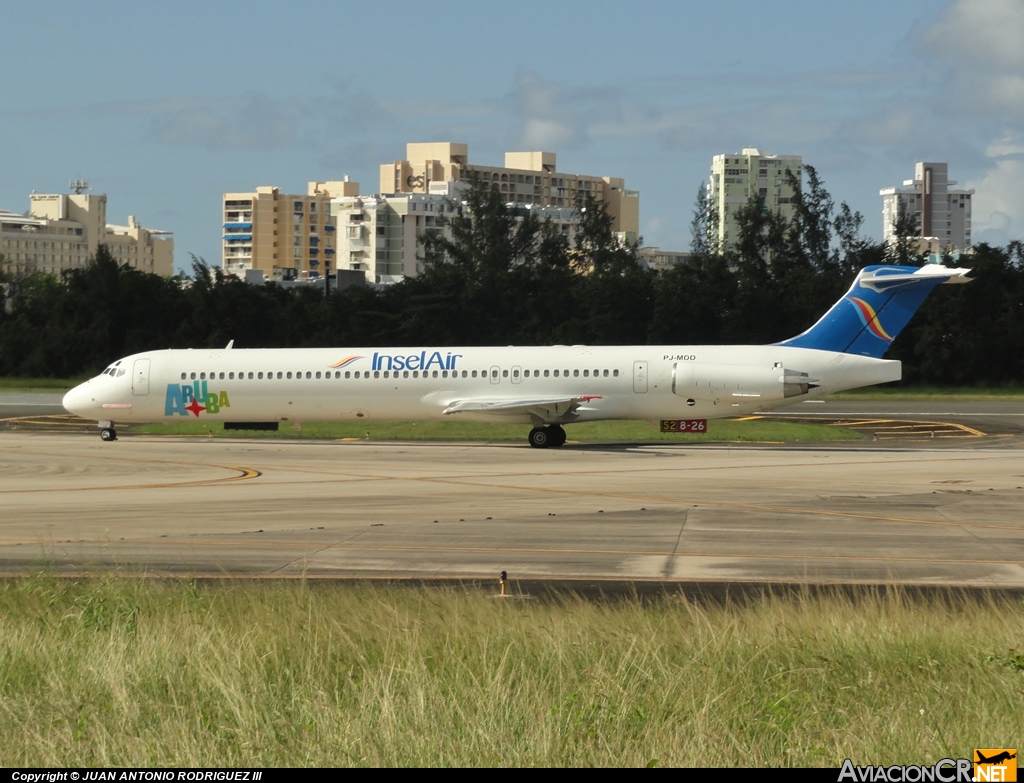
left=0, top=578, right=1020, bottom=767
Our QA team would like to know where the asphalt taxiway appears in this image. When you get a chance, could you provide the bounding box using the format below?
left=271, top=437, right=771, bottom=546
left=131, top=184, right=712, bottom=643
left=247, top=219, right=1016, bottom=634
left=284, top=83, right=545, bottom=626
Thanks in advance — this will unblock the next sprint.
left=1, top=429, right=1022, bottom=585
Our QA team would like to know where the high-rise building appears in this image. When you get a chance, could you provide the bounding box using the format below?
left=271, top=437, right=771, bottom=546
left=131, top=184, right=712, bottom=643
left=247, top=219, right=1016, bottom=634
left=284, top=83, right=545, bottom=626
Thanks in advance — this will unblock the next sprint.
left=1, top=188, right=173, bottom=277
left=221, top=179, right=360, bottom=279
left=879, top=162, right=972, bottom=251
left=707, top=149, right=802, bottom=253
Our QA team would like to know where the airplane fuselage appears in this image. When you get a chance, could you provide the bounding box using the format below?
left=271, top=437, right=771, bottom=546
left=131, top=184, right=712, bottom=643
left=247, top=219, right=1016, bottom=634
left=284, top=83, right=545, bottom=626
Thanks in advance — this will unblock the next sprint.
left=63, top=343, right=900, bottom=429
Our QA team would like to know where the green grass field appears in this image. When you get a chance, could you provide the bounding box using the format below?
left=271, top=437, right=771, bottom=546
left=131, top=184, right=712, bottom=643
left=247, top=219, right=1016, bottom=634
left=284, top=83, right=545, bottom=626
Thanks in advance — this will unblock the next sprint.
left=0, top=578, right=1020, bottom=767
left=828, top=385, right=1024, bottom=401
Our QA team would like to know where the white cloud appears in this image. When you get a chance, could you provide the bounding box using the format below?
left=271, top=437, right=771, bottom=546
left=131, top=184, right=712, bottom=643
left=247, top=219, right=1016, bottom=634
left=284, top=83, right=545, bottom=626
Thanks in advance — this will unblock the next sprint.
left=922, top=0, right=1024, bottom=118
left=965, top=152, right=1024, bottom=246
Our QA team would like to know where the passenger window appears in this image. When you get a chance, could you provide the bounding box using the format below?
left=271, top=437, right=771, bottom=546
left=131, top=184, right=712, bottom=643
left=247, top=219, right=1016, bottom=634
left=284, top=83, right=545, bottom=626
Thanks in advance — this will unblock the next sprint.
left=603, top=369, right=609, bottom=377
left=553, top=370, right=559, bottom=377
left=573, top=370, right=580, bottom=377
left=403, top=371, right=409, bottom=378
left=374, top=371, right=380, bottom=379
left=316, top=371, right=321, bottom=379
left=613, top=369, right=620, bottom=377
left=200, top=372, right=206, bottom=380
left=180, top=372, right=186, bottom=380
left=471, top=370, right=477, bottom=378
left=383, top=371, right=390, bottom=379
left=513, top=370, right=519, bottom=378
left=287, top=372, right=293, bottom=379
left=345, top=371, right=351, bottom=379
left=277, top=372, right=283, bottom=379
left=258, top=372, right=264, bottom=379
left=219, top=372, right=225, bottom=380
left=306, top=372, right=311, bottom=379
left=583, top=370, right=589, bottom=377
left=413, top=371, right=419, bottom=378
left=248, top=372, right=254, bottom=379
left=433, top=371, right=439, bottom=378
left=544, top=370, right=549, bottom=377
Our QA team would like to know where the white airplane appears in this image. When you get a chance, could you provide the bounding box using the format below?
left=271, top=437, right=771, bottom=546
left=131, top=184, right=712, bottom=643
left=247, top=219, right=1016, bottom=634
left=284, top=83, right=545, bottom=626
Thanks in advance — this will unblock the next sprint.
left=63, top=264, right=969, bottom=447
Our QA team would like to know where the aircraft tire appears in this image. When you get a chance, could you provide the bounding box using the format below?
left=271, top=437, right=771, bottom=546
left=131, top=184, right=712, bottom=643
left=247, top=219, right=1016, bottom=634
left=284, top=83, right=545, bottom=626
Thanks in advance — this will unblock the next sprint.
left=548, top=425, right=567, bottom=447
left=100, top=427, right=117, bottom=442
left=528, top=427, right=550, bottom=449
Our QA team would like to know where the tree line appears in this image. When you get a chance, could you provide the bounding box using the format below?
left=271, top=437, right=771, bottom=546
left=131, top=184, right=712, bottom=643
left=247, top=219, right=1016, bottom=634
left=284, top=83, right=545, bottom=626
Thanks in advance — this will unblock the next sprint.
left=1, top=170, right=1021, bottom=385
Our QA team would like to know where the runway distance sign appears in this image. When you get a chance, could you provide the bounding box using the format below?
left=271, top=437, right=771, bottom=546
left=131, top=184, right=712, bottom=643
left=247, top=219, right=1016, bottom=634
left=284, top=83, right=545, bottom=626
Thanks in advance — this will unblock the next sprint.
left=660, top=419, right=707, bottom=433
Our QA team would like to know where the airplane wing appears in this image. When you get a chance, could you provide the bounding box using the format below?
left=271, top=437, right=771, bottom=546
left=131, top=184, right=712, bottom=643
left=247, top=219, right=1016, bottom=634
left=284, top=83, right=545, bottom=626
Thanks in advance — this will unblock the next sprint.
left=442, top=394, right=602, bottom=422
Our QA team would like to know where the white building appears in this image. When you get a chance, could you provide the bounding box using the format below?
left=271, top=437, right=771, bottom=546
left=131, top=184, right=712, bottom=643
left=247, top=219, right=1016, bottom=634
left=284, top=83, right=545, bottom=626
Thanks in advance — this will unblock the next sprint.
left=707, top=149, right=802, bottom=253
left=880, top=162, right=972, bottom=251
left=333, top=181, right=587, bottom=284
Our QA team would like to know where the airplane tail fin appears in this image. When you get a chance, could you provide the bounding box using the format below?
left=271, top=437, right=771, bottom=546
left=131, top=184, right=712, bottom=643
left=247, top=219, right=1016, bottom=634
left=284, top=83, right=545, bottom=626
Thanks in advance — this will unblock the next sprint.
left=776, top=264, right=971, bottom=357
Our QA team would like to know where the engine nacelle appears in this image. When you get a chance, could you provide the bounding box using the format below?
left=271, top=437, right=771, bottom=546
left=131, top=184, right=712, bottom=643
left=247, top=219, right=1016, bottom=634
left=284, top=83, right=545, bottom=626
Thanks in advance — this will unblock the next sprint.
left=672, top=362, right=816, bottom=402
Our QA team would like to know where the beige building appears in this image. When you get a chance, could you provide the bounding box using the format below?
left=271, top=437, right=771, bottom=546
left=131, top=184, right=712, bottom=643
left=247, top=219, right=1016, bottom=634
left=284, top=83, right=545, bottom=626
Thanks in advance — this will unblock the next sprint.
left=381, top=142, right=639, bottom=243
left=880, top=161, right=972, bottom=251
left=707, top=148, right=802, bottom=253
left=224, top=143, right=640, bottom=285
left=221, top=179, right=359, bottom=279
left=1, top=190, right=173, bottom=277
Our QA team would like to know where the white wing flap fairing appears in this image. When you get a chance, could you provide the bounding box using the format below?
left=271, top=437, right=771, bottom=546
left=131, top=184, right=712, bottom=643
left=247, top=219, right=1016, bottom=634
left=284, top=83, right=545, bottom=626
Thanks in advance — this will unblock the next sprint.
left=443, top=395, right=602, bottom=420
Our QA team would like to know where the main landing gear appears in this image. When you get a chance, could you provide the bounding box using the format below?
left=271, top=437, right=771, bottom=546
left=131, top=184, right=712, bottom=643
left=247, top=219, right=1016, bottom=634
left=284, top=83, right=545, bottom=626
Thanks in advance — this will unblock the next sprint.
left=528, top=425, right=567, bottom=449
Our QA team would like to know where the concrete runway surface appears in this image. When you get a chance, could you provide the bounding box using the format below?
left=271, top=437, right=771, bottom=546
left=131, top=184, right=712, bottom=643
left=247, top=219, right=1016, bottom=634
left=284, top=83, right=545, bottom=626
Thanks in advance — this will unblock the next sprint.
left=1, top=431, right=1022, bottom=586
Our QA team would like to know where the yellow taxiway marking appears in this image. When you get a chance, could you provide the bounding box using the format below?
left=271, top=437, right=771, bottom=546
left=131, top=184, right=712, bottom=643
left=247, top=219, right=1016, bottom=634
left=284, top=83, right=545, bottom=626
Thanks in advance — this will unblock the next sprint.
left=0, top=446, right=261, bottom=492
left=0, top=466, right=261, bottom=493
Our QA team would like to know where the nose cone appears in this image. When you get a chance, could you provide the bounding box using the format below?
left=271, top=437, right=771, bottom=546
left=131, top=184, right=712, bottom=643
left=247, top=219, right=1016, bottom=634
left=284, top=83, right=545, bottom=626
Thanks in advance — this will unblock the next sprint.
left=63, top=381, right=97, bottom=418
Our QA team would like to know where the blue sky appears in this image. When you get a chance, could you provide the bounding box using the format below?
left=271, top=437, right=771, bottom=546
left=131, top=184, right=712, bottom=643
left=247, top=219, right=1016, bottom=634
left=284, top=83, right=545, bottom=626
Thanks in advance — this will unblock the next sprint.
left=2, top=0, right=1021, bottom=273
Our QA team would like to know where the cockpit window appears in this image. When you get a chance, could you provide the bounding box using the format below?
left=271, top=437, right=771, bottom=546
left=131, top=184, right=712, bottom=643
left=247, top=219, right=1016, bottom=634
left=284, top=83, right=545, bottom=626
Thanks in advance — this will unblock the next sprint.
left=116, top=369, right=125, bottom=377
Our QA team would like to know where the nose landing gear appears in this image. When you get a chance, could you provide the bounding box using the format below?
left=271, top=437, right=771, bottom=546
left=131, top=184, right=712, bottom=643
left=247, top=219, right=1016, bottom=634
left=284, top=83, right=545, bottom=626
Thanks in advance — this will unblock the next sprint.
left=98, top=421, right=118, bottom=442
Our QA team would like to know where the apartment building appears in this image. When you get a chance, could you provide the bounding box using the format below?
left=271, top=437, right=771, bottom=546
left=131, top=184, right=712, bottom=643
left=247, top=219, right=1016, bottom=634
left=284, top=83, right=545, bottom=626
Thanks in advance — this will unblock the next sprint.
left=221, top=179, right=359, bottom=279
left=381, top=142, right=639, bottom=243
left=1, top=189, right=173, bottom=277
left=224, top=143, right=640, bottom=284
left=880, top=162, right=972, bottom=251
left=707, top=149, right=802, bottom=253
left=333, top=180, right=584, bottom=283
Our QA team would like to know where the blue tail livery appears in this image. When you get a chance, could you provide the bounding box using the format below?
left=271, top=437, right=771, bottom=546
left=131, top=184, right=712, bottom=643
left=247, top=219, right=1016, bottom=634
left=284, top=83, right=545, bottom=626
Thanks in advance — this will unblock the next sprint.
left=777, top=264, right=971, bottom=357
